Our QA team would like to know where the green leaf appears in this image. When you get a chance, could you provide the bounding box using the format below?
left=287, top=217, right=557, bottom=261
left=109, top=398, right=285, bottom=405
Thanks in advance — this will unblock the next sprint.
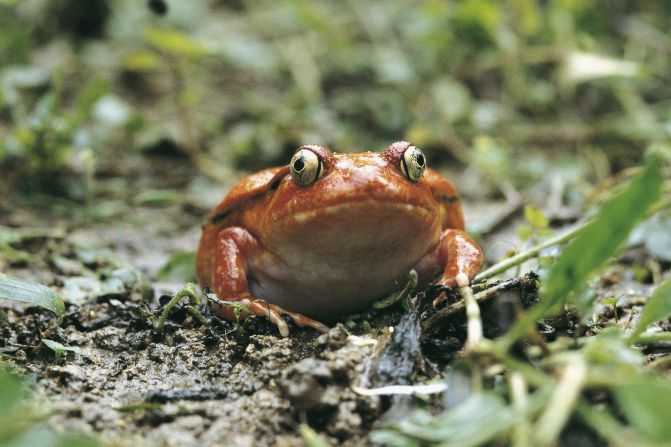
left=144, top=27, right=208, bottom=59
left=0, top=274, right=64, bottom=319
left=299, top=424, right=332, bottom=447
left=0, top=368, right=23, bottom=416
left=4, top=427, right=101, bottom=447
left=516, top=224, right=533, bottom=242
left=369, top=430, right=420, bottom=447
left=133, top=189, right=178, bottom=206
left=543, top=158, right=661, bottom=306
left=581, top=329, right=644, bottom=385
left=75, top=76, right=109, bottom=120
left=500, top=158, right=663, bottom=347
left=524, top=205, right=549, bottom=229
left=42, top=339, right=78, bottom=361
left=157, top=251, right=197, bottom=282
left=123, top=50, right=161, bottom=71
left=613, top=376, right=671, bottom=443
left=385, top=393, right=517, bottom=446
left=629, top=278, right=671, bottom=341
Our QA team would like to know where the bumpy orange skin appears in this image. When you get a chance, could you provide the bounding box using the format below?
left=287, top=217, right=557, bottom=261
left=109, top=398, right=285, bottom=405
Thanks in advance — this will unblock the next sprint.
left=196, top=141, right=483, bottom=334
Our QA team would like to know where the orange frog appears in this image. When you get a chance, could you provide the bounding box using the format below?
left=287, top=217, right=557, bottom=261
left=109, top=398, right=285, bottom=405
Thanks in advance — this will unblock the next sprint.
left=196, top=141, right=483, bottom=336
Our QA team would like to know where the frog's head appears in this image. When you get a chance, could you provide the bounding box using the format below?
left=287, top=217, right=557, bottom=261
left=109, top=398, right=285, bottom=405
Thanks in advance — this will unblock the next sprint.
left=263, top=142, right=442, bottom=262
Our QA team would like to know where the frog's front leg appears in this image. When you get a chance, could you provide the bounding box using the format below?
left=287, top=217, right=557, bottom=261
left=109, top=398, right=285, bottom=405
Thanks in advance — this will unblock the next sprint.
left=212, top=227, right=329, bottom=337
left=435, top=229, right=484, bottom=288
left=416, top=229, right=483, bottom=306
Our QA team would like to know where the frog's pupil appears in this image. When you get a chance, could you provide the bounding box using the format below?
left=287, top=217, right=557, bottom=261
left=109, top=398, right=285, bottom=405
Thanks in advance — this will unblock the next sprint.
left=416, top=153, right=425, bottom=166
left=294, top=158, right=305, bottom=171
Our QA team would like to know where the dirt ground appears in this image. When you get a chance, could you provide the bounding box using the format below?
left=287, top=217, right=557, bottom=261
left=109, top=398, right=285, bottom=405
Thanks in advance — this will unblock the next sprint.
left=0, top=151, right=655, bottom=446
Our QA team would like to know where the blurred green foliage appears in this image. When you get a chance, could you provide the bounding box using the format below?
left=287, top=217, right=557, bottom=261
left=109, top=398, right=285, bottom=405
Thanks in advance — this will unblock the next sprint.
left=0, top=366, right=100, bottom=447
left=1, top=0, right=670, bottom=193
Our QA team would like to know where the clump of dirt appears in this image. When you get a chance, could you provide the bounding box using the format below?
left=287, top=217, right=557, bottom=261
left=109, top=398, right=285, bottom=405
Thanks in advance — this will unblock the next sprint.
left=277, top=326, right=384, bottom=443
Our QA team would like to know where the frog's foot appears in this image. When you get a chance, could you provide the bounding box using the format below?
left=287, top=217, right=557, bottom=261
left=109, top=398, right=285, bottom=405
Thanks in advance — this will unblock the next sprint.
left=244, top=299, right=330, bottom=337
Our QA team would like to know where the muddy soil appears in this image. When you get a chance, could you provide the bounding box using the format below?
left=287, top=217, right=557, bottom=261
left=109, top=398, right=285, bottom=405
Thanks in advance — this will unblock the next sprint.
left=0, top=152, right=650, bottom=446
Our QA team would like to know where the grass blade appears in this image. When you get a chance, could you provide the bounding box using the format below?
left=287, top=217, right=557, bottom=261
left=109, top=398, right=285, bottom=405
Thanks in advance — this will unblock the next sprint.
left=0, top=274, right=65, bottom=319
left=499, top=157, right=663, bottom=349
left=41, top=339, right=78, bottom=360
left=613, top=376, right=671, bottom=443
left=629, top=278, right=671, bottom=342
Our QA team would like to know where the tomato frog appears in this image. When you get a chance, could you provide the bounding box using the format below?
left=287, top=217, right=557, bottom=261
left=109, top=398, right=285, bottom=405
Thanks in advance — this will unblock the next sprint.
left=196, top=141, right=483, bottom=336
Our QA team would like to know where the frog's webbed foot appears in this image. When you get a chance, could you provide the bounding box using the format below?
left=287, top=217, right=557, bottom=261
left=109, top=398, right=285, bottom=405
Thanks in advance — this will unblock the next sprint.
left=245, top=299, right=329, bottom=337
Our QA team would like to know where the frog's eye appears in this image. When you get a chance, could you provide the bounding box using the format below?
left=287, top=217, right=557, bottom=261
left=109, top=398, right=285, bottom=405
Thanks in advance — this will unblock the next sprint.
left=290, top=149, right=324, bottom=186
left=400, top=145, right=426, bottom=182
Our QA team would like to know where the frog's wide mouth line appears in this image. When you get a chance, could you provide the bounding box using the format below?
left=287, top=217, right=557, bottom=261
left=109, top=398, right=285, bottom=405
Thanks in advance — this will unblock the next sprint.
left=272, top=199, right=436, bottom=225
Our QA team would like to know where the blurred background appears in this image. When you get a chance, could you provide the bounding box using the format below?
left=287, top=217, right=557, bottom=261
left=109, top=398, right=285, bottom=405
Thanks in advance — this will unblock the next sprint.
left=1, top=0, right=670, bottom=274
left=3, top=3, right=671, bottom=445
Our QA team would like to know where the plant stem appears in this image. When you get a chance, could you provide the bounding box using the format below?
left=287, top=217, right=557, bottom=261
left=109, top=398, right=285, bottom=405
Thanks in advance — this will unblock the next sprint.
left=630, top=332, right=671, bottom=344
left=154, top=283, right=199, bottom=330
left=186, top=305, right=209, bottom=326
left=510, top=372, right=531, bottom=447
left=532, top=356, right=587, bottom=447
left=462, top=284, right=483, bottom=350
left=474, top=222, right=587, bottom=282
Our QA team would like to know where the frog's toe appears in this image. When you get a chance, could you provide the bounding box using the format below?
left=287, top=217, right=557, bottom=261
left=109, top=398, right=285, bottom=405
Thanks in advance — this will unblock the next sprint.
left=293, top=316, right=329, bottom=333
left=432, top=290, right=447, bottom=308
left=267, top=309, right=290, bottom=337
left=247, top=300, right=290, bottom=337
left=270, top=304, right=330, bottom=334
left=248, top=300, right=329, bottom=336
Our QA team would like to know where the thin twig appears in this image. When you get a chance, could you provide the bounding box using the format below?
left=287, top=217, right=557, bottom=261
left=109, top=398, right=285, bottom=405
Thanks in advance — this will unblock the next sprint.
left=422, top=277, right=523, bottom=331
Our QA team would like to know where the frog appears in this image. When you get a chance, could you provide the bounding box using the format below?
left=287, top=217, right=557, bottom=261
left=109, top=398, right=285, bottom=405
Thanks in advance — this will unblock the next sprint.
left=196, top=141, right=483, bottom=336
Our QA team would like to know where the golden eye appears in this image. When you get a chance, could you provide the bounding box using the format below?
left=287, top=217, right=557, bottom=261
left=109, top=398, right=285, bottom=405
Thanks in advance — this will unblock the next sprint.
left=290, top=149, right=324, bottom=186
left=400, top=145, right=426, bottom=182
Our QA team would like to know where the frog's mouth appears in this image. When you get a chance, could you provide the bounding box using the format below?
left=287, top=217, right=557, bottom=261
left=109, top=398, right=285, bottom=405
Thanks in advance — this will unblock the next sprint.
left=271, top=197, right=437, bottom=226
left=289, top=200, right=433, bottom=224
left=266, top=200, right=440, bottom=262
